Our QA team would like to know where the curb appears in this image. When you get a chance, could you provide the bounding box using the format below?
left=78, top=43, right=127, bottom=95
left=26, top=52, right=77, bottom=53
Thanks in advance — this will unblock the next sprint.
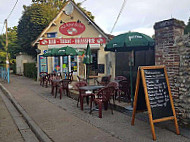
left=0, top=83, right=53, bottom=142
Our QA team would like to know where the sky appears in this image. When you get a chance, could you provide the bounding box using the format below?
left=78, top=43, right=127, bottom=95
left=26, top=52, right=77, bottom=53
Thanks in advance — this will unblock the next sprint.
left=0, top=0, right=190, bottom=37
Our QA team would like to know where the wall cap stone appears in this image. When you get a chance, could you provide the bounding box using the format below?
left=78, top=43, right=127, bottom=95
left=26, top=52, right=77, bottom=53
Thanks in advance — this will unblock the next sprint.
left=154, top=18, right=185, bottom=30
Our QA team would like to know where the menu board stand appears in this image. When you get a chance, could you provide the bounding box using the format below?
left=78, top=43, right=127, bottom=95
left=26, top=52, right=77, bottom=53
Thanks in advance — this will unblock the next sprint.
left=131, top=65, right=179, bottom=140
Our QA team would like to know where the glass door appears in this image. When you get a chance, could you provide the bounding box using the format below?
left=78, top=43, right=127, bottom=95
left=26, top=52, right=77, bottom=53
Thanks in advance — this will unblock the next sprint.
left=54, top=57, right=61, bottom=72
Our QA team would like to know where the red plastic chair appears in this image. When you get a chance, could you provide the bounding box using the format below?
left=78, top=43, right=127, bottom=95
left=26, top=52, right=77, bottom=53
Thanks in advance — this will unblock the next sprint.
left=107, top=81, right=119, bottom=105
left=77, top=75, right=87, bottom=82
left=90, top=86, right=115, bottom=118
left=118, top=80, right=130, bottom=102
left=114, top=76, right=127, bottom=81
left=39, top=72, right=48, bottom=86
left=75, top=81, right=94, bottom=110
left=58, top=79, right=71, bottom=99
left=95, top=75, right=111, bottom=86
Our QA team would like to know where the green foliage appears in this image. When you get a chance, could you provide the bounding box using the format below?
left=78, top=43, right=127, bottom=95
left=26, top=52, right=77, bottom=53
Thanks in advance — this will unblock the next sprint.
left=0, top=34, right=6, bottom=64
left=10, top=63, right=16, bottom=74
left=0, top=51, right=6, bottom=65
left=184, top=18, right=190, bottom=34
left=0, top=26, right=20, bottom=63
left=32, top=0, right=67, bottom=10
left=23, top=63, right=37, bottom=80
left=0, top=34, right=6, bottom=51
left=76, top=2, right=95, bottom=21
left=7, top=26, right=20, bottom=59
left=17, top=3, right=62, bottom=57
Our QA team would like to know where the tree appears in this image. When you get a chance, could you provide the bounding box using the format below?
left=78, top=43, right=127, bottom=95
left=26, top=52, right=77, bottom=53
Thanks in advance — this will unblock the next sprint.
left=7, top=26, right=20, bottom=59
left=17, top=3, right=62, bottom=57
left=0, top=34, right=6, bottom=64
left=184, top=18, right=190, bottom=34
left=0, top=27, right=18, bottom=64
left=32, top=0, right=67, bottom=10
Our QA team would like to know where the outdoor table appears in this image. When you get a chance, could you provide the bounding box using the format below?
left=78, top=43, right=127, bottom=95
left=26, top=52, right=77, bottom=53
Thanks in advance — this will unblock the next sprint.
left=51, top=79, right=63, bottom=96
left=79, top=85, right=104, bottom=92
left=79, top=85, right=105, bottom=111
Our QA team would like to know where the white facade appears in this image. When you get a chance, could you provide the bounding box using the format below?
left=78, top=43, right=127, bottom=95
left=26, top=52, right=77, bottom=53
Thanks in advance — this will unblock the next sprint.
left=16, top=53, right=35, bottom=75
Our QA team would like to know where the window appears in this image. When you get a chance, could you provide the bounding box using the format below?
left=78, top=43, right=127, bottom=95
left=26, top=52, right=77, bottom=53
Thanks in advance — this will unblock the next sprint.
left=71, top=56, right=77, bottom=72
left=47, top=32, right=57, bottom=38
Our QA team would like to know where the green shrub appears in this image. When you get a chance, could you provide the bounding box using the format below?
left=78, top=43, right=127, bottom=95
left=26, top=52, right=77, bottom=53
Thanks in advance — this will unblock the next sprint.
left=10, top=63, right=16, bottom=74
left=23, top=63, right=37, bottom=80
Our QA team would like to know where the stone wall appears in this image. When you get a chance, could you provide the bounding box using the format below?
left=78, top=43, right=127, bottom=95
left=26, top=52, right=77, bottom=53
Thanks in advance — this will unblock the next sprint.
left=154, top=19, right=185, bottom=99
left=154, top=18, right=186, bottom=121
left=175, top=34, right=190, bottom=124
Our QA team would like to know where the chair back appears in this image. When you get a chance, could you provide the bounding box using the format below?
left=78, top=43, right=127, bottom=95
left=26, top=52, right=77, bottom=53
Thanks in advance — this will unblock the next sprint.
left=96, top=86, right=115, bottom=101
left=74, top=81, right=88, bottom=94
left=107, top=81, right=118, bottom=89
left=49, top=72, right=57, bottom=80
left=40, top=72, right=48, bottom=77
left=119, top=80, right=130, bottom=94
left=99, top=75, right=111, bottom=86
left=66, top=71, right=73, bottom=81
left=61, top=79, right=70, bottom=89
left=77, top=76, right=87, bottom=82
left=115, top=76, right=127, bottom=81
left=56, top=72, right=62, bottom=80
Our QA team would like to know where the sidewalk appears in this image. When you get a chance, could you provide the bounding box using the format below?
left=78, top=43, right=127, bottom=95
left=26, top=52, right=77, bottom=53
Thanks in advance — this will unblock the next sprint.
left=0, top=90, right=24, bottom=142
left=1, top=74, right=190, bottom=142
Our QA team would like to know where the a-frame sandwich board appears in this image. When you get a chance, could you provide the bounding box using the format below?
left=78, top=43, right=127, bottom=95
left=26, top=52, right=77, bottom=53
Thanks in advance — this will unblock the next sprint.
left=131, top=65, right=179, bottom=140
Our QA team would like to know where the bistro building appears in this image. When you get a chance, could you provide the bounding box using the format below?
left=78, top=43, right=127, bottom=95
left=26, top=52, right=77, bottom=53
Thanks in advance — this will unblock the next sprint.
left=33, top=1, right=115, bottom=80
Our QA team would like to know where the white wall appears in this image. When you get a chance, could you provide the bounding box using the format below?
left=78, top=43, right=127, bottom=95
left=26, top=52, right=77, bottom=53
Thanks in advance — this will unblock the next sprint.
left=16, top=54, right=35, bottom=75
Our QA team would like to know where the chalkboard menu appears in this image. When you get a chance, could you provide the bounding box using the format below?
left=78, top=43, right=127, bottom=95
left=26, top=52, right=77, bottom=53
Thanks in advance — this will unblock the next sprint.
left=131, top=66, right=179, bottom=141
left=136, top=76, right=147, bottom=111
left=144, top=68, right=173, bottom=120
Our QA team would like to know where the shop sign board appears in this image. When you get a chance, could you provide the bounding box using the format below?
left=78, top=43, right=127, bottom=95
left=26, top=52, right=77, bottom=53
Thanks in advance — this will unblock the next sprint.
left=39, top=55, right=48, bottom=73
left=59, top=22, right=85, bottom=36
left=40, top=37, right=106, bottom=45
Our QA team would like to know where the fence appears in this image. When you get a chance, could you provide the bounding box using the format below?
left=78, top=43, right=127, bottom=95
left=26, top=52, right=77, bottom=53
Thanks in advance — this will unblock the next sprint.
left=0, top=67, right=9, bottom=83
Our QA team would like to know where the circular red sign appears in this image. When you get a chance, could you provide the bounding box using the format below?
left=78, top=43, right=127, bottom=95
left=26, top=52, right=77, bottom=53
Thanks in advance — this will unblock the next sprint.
left=59, top=22, right=85, bottom=36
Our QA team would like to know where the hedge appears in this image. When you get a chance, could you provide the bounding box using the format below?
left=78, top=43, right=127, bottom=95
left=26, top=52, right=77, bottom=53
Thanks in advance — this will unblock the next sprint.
left=10, top=63, right=16, bottom=74
left=23, top=63, right=37, bottom=80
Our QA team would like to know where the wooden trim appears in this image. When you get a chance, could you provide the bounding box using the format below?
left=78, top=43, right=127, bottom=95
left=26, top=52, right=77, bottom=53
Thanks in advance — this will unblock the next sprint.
left=140, top=65, right=165, bottom=70
left=131, top=68, right=140, bottom=125
left=153, top=116, right=175, bottom=123
left=141, top=68, right=156, bottom=140
left=164, top=67, right=180, bottom=134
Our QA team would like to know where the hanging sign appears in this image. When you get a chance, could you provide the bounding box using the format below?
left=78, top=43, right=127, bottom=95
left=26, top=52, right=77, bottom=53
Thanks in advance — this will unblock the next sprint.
left=39, top=37, right=106, bottom=45
left=131, top=65, right=179, bottom=141
left=59, top=22, right=85, bottom=36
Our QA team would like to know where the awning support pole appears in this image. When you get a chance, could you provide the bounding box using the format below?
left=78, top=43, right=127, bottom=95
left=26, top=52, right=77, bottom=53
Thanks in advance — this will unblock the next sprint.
left=130, top=50, right=134, bottom=106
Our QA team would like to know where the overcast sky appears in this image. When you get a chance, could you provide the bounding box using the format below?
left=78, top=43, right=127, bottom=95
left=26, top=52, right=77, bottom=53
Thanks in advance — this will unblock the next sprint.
left=0, top=0, right=190, bottom=37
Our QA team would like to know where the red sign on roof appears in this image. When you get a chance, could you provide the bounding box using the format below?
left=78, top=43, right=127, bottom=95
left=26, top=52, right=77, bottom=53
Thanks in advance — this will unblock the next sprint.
left=59, top=22, right=85, bottom=36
